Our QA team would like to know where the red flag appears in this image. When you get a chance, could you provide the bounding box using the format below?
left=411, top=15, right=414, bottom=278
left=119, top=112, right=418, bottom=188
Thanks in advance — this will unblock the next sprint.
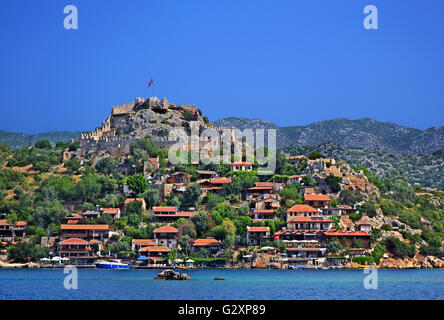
left=148, top=78, right=153, bottom=87
left=274, top=235, right=279, bottom=240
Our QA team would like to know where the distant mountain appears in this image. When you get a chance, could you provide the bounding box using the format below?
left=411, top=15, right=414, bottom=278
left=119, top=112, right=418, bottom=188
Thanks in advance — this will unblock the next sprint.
left=212, top=117, right=444, bottom=153
left=282, top=141, right=444, bottom=189
left=0, top=130, right=81, bottom=149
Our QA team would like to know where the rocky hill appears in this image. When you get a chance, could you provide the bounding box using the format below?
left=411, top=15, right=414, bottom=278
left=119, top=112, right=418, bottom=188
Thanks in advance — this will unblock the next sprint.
left=0, top=130, right=81, bottom=150
left=282, top=141, right=444, bottom=189
left=212, top=117, right=444, bottom=153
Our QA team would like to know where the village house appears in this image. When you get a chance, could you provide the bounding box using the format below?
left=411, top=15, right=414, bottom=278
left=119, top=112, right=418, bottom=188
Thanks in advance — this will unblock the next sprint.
left=60, top=224, right=109, bottom=241
left=250, top=209, right=277, bottom=221
left=285, top=247, right=327, bottom=267
left=195, top=170, right=218, bottom=180
left=152, top=206, right=196, bottom=222
left=154, top=225, right=179, bottom=248
left=144, top=157, right=159, bottom=172
left=250, top=195, right=280, bottom=211
left=131, top=239, right=156, bottom=252
left=246, top=226, right=270, bottom=246
left=101, top=208, right=121, bottom=220
left=0, top=220, right=27, bottom=239
left=138, top=246, right=170, bottom=264
left=286, top=204, right=320, bottom=222
left=287, top=174, right=304, bottom=184
left=124, top=198, right=147, bottom=211
left=200, top=178, right=231, bottom=195
left=304, top=194, right=331, bottom=209
left=167, top=172, right=189, bottom=184
left=58, top=238, right=95, bottom=265
left=286, top=216, right=334, bottom=231
left=274, top=229, right=325, bottom=242
left=355, top=217, right=372, bottom=232
left=192, top=238, right=222, bottom=256
left=230, top=161, right=253, bottom=171
left=63, top=214, right=84, bottom=225
left=82, top=211, right=100, bottom=220
left=246, top=182, right=274, bottom=200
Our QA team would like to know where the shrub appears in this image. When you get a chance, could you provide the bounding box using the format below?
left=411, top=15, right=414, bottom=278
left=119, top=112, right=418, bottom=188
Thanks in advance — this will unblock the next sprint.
left=381, top=224, right=392, bottom=231
left=352, top=256, right=374, bottom=265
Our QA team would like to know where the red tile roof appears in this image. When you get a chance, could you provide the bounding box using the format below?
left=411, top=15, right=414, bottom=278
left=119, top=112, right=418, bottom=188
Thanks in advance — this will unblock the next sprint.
left=210, top=178, right=231, bottom=184
left=193, top=238, right=222, bottom=247
left=88, top=239, right=102, bottom=244
left=154, top=225, right=178, bottom=233
left=231, top=162, right=252, bottom=166
left=124, top=198, right=145, bottom=204
left=59, top=238, right=89, bottom=245
left=248, top=186, right=273, bottom=190
left=286, top=247, right=324, bottom=252
left=288, top=216, right=333, bottom=223
left=252, top=209, right=276, bottom=214
left=286, top=205, right=318, bottom=213
left=153, top=206, right=177, bottom=213
left=323, top=230, right=371, bottom=237
left=61, top=224, right=109, bottom=231
left=304, top=194, right=331, bottom=201
left=248, top=227, right=270, bottom=232
left=132, top=239, right=156, bottom=245
left=16, top=221, right=27, bottom=226
left=138, top=246, right=170, bottom=253
left=288, top=175, right=304, bottom=179
left=102, top=208, right=120, bottom=214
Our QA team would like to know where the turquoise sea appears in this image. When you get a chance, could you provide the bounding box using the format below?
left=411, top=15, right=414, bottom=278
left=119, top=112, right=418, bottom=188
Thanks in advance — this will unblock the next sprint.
left=0, top=269, right=443, bottom=300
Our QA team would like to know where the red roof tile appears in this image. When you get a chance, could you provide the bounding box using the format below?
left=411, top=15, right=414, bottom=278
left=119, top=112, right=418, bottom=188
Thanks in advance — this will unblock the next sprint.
left=286, top=205, right=318, bottom=213
left=210, top=178, right=231, bottom=184
left=323, top=230, right=371, bottom=237
left=61, top=224, right=109, bottom=231
left=248, top=227, right=270, bottom=232
left=153, top=206, right=177, bottom=213
left=154, top=225, right=178, bottom=233
left=193, top=238, right=222, bottom=246
left=288, top=216, right=333, bottom=223
left=138, top=246, right=170, bottom=253
left=59, top=238, right=89, bottom=245
left=231, top=162, right=252, bottom=166
left=304, top=194, right=331, bottom=201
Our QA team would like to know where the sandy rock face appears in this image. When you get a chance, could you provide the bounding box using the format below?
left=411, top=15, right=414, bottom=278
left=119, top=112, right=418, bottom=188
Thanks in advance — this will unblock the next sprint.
left=252, top=253, right=270, bottom=269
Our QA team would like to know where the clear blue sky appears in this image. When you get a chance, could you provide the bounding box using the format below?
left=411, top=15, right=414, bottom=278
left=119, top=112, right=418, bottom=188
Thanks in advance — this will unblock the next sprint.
left=1, top=0, right=443, bottom=134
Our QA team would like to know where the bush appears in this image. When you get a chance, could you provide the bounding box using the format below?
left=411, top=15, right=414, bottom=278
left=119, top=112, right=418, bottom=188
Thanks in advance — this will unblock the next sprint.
left=352, top=256, right=374, bottom=265
left=383, top=237, right=415, bottom=258
left=372, top=243, right=386, bottom=264
left=381, top=224, right=392, bottom=231
left=34, top=140, right=52, bottom=149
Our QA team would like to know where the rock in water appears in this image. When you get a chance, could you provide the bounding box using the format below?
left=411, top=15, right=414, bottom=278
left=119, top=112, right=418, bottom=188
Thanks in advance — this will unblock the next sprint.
left=154, top=269, right=191, bottom=280
left=214, top=277, right=225, bottom=280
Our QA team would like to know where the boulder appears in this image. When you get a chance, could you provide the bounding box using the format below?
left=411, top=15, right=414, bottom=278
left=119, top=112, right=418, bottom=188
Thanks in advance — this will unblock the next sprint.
left=154, top=269, right=191, bottom=280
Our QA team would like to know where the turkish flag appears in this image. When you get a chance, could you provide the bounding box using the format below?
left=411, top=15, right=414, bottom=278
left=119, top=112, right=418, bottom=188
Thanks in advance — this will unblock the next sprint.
left=148, top=78, right=153, bottom=87
left=274, top=236, right=279, bottom=240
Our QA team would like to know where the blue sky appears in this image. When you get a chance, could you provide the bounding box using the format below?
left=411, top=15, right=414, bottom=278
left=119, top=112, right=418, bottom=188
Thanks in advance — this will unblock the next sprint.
left=0, top=0, right=443, bottom=134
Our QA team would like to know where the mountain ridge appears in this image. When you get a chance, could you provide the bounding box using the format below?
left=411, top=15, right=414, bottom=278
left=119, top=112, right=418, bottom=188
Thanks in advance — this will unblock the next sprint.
left=212, top=117, right=444, bottom=153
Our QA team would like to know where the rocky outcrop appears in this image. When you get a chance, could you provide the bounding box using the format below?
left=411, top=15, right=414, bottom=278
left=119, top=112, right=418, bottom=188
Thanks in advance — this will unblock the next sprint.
left=154, top=269, right=191, bottom=280
left=251, top=253, right=270, bottom=269
left=378, top=256, right=443, bottom=269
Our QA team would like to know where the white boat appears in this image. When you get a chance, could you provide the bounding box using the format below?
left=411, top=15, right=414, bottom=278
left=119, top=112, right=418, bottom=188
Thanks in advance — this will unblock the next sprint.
left=95, top=259, right=130, bottom=269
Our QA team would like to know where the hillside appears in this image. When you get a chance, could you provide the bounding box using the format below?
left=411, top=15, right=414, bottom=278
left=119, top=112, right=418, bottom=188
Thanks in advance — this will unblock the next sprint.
left=0, top=130, right=81, bottom=150
left=212, top=117, right=444, bottom=153
left=282, top=141, right=444, bottom=189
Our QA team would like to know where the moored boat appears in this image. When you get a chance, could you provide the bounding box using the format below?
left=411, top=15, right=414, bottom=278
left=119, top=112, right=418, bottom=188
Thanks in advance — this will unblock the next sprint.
left=95, top=259, right=130, bottom=269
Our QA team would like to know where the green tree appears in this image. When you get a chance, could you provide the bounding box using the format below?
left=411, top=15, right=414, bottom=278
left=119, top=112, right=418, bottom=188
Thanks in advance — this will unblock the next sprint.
left=127, top=173, right=149, bottom=194
left=34, top=140, right=52, bottom=149
left=95, top=157, right=119, bottom=175
left=190, top=211, right=210, bottom=237
left=181, top=182, right=201, bottom=209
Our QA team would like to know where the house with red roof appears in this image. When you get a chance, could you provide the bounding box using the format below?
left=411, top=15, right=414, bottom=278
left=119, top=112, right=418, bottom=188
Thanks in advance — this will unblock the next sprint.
left=246, top=226, right=270, bottom=246
left=131, top=239, right=156, bottom=252
left=58, top=238, right=95, bottom=265
left=247, top=182, right=274, bottom=199
left=60, top=224, right=109, bottom=241
left=303, top=194, right=331, bottom=209
left=124, top=198, right=146, bottom=211
left=138, top=245, right=170, bottom=263
left=286, top=204, right=320, bottom=222
left=287, top=175, right=304, bottom=184
left=154, top=225, right=179, bottom=248
left=250, top=209, right=277, bottom=221
left=230, top=161, right=253, bottom=172
left=192, top=238, right=222, bottom=255
left=287, top=216, right=334, bottom=231
left=101, top=208, right=121, bottom=220
left=0, top=219, right=27, bottom=239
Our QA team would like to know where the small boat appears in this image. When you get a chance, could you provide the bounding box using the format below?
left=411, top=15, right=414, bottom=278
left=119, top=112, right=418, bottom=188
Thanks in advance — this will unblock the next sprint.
left=95, top=259, right=130, bottom=269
